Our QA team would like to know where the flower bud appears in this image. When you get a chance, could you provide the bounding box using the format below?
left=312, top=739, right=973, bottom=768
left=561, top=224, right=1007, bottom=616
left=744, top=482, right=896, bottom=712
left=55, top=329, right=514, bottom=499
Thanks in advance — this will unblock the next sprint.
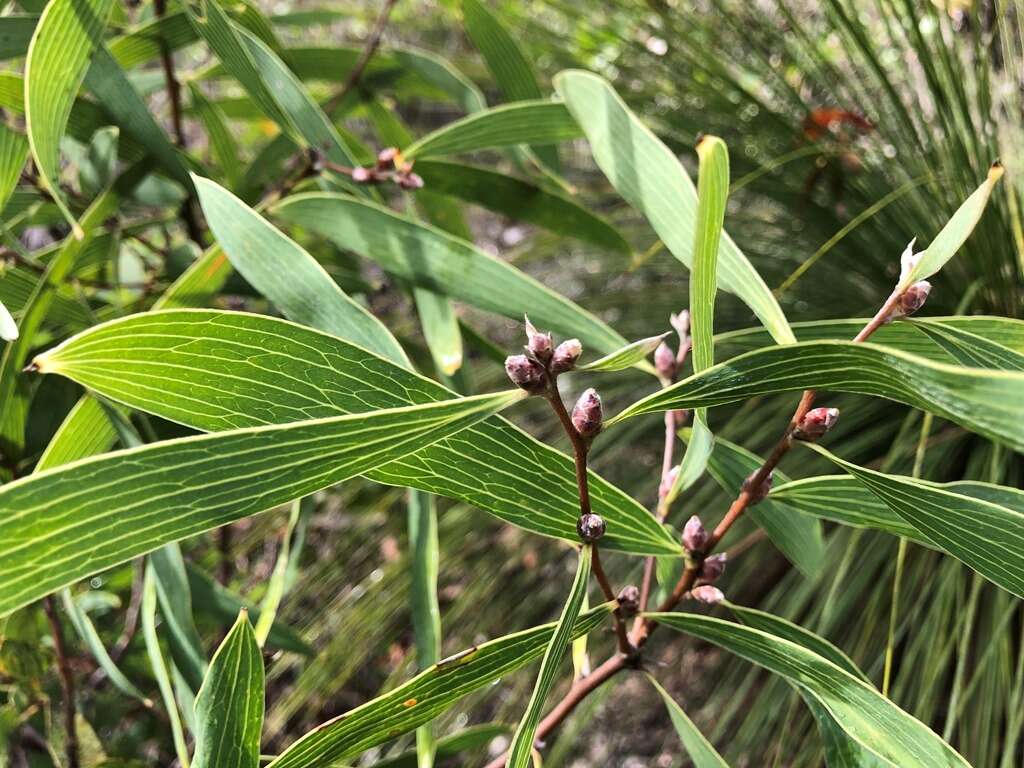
left=742, top=470, right=773, bottom=506
left=577, top=513, right=606, bottom=543
left=698, top=553, right=727, bottom=584
left=673, top=408, right=689, bottom=427
left=898, top=238, right=919, bottom=283
left=670, top=309, right=690, bottom=340
left=617, top=585, right=640, bottom=617
left=682, top=515, right=708, bottom=552
left=654, top=341, right=676, bottom=379
left=376, top=147, right=400, bottom=170
left=351, top=166, right=372, bottom=183
left=659, top=466, right=680, bottom=499
left=550, top=338, right=582, bottom=374
left=690, top=585, right=724, bottom=605
left=396, top=171, right=424, bottom=190
left=793, top=407, right=840, bottom=442
left=571, top=388, right=603, bottom=438
left=504, top=354, right=546, bottom=393
left=524, top=316, right=553, bottom=361
left=898, top=280, right=931, bottom=316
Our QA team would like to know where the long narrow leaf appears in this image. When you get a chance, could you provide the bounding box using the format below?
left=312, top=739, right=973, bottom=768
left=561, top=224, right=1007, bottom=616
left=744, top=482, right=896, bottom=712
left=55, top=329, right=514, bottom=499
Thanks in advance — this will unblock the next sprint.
left=646, top=675, right=728, bottom=768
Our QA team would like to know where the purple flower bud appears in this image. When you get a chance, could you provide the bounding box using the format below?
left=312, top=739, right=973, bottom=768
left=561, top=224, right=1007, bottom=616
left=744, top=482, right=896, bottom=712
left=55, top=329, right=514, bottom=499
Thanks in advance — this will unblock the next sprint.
left=898, top=280, right=931, bottom=316
left=571, top=388, right=603, bottom=438
left=654, top=341, right=676, bottom=379
left=577, top=513, right=606, bottom=543
left=617, top=585, right=640, bottom=616
left=550, top=338, right=582, bottom=374
left=699, top=553, right=727, bottom=584
left=742, top=470, right=774, bottom=506
left=351, top=166, right=372, bottom=183
left=376, top=147, right=400, bottom=169
left=690, top=585, right=724, bottom=605
left=504, top=354, right=545, bottom=393
left=397, top=171, right=424, bottom=190
left=682, top=515, right=708, bottom=552
left=524, top=316, right=553, bottom=361
left=793, top=407, right=840, bottom=442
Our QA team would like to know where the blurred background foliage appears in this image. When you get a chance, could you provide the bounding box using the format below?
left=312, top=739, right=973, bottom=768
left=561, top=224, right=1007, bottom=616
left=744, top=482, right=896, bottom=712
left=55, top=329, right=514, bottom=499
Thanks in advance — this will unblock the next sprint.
left=1, top=0, right=1022, bottom=765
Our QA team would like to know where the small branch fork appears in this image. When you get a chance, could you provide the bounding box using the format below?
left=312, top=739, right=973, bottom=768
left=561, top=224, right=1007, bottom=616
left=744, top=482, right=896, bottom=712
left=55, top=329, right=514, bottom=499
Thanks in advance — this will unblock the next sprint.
left=487, top=289, right=907, bottom=767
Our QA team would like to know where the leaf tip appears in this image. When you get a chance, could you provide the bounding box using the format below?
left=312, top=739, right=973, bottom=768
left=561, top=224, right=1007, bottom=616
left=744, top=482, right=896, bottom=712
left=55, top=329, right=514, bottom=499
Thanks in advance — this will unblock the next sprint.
left=988, top=160, right=1004, bottom=184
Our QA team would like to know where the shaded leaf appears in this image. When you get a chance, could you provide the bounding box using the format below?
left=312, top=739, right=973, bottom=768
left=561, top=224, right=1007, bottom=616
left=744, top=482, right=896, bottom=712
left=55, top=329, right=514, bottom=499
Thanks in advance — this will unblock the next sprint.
left=646, top=674, right=728, bottom=768
left=577, top=333, right=666, bottom=373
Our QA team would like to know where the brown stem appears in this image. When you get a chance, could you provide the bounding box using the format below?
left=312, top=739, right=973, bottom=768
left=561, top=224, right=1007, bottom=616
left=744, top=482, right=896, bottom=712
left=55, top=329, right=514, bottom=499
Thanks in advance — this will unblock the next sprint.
left=544, top=389, right=592, bottom=517
left=42, top=597, right=78, bottom=768
left=324, top=0, right=400, bottom=115
left=592, top=546, right=632, bottom=655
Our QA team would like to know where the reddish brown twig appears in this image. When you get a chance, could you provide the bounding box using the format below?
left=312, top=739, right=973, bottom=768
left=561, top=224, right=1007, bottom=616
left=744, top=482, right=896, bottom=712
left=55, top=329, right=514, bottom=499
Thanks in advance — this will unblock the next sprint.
left=324, top=0, right=400, bottom=115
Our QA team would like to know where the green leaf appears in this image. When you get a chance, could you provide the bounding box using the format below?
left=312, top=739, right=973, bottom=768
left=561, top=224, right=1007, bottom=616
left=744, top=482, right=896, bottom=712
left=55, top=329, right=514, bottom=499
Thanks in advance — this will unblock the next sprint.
left=373, top=724, right=511, bottom=768
left=404, top=101, right=581, bottom=159
left=810, top=445, right=1024, bottom=598
left=193, top=610, right=264, bottom=768
left=668, top=135, right=729, bottom=500
left=647, top=613, right=969, bottom=767
left=909, top=318, right=1024, bottom=371
left=0, top=123, right=28, bottom=214
left=193, top=175, right=409, bottom=367
left=0, top=389, right=523, bottom=616
left=901, top=163, right=1004, bottom=288
left=142, top=565, right=191, bottom=767
left=35, top=310, right=679, bottom=556
left=577, top=333, right=666, bottom=373
left=389, top=47, right=486, bottom=114
left=0, top=15, right=39, bottom=60
left=413, top=160, right=630, bottom=255
left=646, top=675, right=728, bottom=768
left=461, top=0, right=558, bottom=169
left=254, top=499, right=305, bottom=648
left=271, top=193, right=631, bottom=357
left=507, top=545, right=592, bottom=768
left=414, top=287, right=463, bottom=376
left=150, top=544, right=208, bottom=692
left=552, top=70, right=795, bottom=346
left=703, top=435, right=824, bottom=578
left=267, top=604, right=613, bottom=767
left=189, top=82, right=243, bottom=189
left=25, top=0, right=116, bottom=233
left=609, top=340, right=1024, bottom=451
left=408, top=490, right=442, bottom=768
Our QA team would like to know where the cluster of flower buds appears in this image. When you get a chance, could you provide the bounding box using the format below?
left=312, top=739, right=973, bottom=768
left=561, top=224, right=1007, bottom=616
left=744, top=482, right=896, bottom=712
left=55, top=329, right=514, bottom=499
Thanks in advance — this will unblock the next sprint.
left=349, top=147, right=424, bottom=190
left=741, top=469, right=774, bottom=506
left=505, top=318, right=583, bottom=395
left=793, top=407, right=840, bottom=442
left=577, top=512, right=606, bottom=543
left=690, top=584, right=724, bottom=605
left=617, top=585, right=640, bottom=617
left=571, top=388, right=603, bottom=438
left=886, top=239, right=933, bottom=322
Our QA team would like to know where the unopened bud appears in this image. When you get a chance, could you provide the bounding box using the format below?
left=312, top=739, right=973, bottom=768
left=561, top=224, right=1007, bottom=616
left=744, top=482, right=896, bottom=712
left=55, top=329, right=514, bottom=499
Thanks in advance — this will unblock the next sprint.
left=577, top=513, right=606, bottom=543
left=376, top=147, right=400, bottom=169
left=524, top=316, right=553, bottom=361
left=351, top=166, right=372, bottom=183
left=504, top=354, right=545, bottom=393
left=617, top=585, right=640, bottom=617
left=698, top=553, right=727, bottom=584
left=673, top=409, right=689, bottom=427
left=898, top=280, right=931, bottom=316
left=793, top=407, right=840, bottom=442
left=659, top=466, right=680, bottom=499
left=654, top=341, right=676, bottom=379
left=682, top=515, right=708, bottom=552
left=690, top=585, right=724, bottom=605
left=396, top=171, right=424, bottom=190
left=571, top=388, right=603, bottom=438
left=550, top=338, right=582, bottom=374
left=898, top=238, right=919, bottom=283
left=670, top=309, right=690, bottom=340
left=742, top=470, right=773, bottom=506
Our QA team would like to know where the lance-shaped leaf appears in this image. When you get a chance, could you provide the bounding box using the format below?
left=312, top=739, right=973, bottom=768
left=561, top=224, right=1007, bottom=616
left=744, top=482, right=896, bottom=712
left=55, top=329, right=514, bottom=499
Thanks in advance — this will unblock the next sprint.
left=408, top=490, right=441, bottom=767
left=0, top=124, right=28, bottom=214
left=553, top=70, right=794, bottom=346
left=193, top=610, right=264, bottom=768
left=0, top=389, right=523, bottom=616
left=404, top=101, right=581, bottom=159
left=25, top=0, right=115, bottom=233
left=507, top=545, right=591, bottom=768
left=268, top=604, right=613, bottom=767
left=414, top=160, right=630, bottom=255
left=34, top=310, right=680, bottom=555
left=646, top=675, right=728, bottom=768
left=194, top=175, right=408, bottom=367
left=900, top=163, right=1004, bottom=288
left=373, top=724, right=511, bottom=768
left=667, top=135, right=728, bottom=500
left=647, top=613, right=969, bottom=767
left=271, top=193, right=631, bottom=357
left=577, top=333, right=666, bottom=373
left=909, top=318, right=1024, bottom=371
left=809, top=446, right=1024, bottom=598
left=609, top=340, right=1024, bottom=451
